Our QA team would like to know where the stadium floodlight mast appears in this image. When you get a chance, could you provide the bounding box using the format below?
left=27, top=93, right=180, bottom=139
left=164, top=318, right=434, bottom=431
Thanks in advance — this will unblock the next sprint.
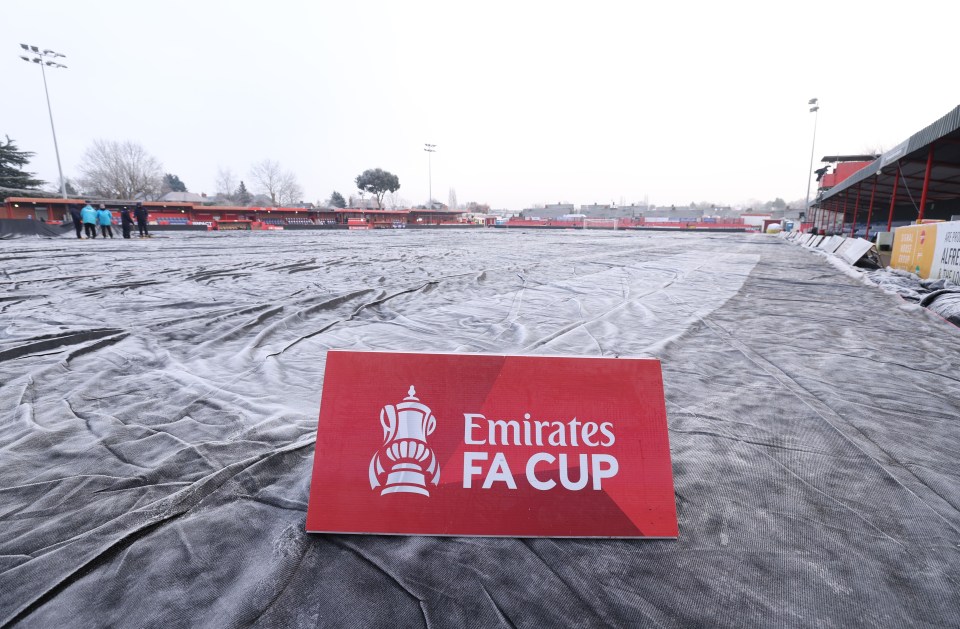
left=18, top=44, right=68, bottom=199
left=424, top=143, right=436, bottom=209
left=804, top=97, right=820, bottom=226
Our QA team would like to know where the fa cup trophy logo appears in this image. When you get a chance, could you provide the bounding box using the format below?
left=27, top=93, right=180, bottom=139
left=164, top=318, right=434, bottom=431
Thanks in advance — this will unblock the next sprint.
left=369, top=385, right=441, bottom=496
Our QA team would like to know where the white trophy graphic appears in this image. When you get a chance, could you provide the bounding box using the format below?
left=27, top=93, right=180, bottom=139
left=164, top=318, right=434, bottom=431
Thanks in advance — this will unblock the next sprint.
left=369, top=385, right=441, bottom=496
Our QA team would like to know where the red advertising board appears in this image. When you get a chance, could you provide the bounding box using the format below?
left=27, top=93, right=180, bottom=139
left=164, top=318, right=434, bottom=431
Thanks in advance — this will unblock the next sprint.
left=306, top=351, right=678, bottom=538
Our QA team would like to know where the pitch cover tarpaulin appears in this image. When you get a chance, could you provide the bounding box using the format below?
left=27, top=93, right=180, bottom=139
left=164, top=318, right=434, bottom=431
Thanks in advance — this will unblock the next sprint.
left=0, top=230, right=957, bottom=627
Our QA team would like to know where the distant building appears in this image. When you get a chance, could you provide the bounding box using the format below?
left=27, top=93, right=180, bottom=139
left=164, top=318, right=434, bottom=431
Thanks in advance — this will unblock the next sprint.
left=593, top=204, right=650, bottom=219
left=707, top=206, right=738, bottom=219
left=520, top=203, right=654, bottom=219
left=579, top=204, right=611, bottom=217
left=159, top=191, right=208, bottom=204
left=768, top=207, right=804, bottom=221
left=348, top=195, right=380, bottom=209
left=643, top=205, right=703, bottom=221
left=520, top=203, right=574, bottom=219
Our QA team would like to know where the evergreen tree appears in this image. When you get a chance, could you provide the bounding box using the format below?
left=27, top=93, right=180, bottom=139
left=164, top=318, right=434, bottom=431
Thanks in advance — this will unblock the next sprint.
left=0, top=135, right=45, bottom=190
left=162, top=173, right=187, bottom=193
left=236, top=180, right=252, bottom=205
left=329, top=190, right=346, bottom=208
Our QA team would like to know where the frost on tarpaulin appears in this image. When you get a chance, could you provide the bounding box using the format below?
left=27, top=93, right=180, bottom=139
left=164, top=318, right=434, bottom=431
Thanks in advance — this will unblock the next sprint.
left=0, top=230, right=958, bottom=628
left=865, top=267, right=960, bottom=325
left=790, top=235, right=960, bottom=326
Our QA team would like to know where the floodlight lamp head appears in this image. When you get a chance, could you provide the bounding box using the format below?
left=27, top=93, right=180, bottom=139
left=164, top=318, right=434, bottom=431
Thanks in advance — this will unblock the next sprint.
left=810, top=106, right=819, bottom=112
left=808, top=97, right=818, bottom=105
left=19, top=55, right=29, bottom=61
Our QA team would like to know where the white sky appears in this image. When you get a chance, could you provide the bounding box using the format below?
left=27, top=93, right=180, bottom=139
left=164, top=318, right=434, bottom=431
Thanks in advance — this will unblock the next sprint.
left=4, top=0, right=959, bottom=210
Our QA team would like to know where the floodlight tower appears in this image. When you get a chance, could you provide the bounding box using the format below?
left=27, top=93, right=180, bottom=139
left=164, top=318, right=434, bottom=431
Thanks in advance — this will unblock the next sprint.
left=424, top=143, right=436, bottom=209
left=18, top=44, right=69, bottom=198
left=804, top=98, right=820, bottom=226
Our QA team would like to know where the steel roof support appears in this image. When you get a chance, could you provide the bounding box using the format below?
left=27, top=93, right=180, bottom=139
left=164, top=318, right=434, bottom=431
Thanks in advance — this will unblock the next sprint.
left=917, top=143, right=935, bottom=224
left=837, top=193, right=847, bottom=234
left=886, top=166, right=900, bottom=233
left=864, top=176, right=878, bottom=241
left=850, top=184, right=862, bottom=237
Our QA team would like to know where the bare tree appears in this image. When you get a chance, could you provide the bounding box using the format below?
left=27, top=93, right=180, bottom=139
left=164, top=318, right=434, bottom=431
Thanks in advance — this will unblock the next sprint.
left=78, top=139, right=163, bottom=199
left=215, top=167, right=238, bottom=199
left=386, top=192, right=409, bottom=209
left=277, top=172, right=303, bottom=206
left=250, top=159, right=303, bottom=206
left=448, top=187, right=457, bottom=210
left=466, top=201, right=490, bottom=213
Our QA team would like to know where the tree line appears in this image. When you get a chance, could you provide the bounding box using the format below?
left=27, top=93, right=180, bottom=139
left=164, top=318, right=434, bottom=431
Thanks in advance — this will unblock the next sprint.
left=0, top=135, right=306, bottom=206
left=1, top=134, right=412, bottom=210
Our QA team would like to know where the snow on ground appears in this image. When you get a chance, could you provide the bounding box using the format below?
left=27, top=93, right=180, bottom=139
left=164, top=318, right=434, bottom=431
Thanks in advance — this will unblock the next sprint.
left=1, top=230, right=958, bottom=627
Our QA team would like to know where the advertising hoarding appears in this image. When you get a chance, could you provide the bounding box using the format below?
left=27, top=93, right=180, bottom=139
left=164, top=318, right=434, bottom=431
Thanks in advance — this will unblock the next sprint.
left=306, top=351, right=678, bottom=538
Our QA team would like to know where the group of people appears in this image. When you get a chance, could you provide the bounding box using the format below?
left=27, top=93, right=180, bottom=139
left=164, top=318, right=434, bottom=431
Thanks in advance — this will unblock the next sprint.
left=70, top=203, right=150, bottom=239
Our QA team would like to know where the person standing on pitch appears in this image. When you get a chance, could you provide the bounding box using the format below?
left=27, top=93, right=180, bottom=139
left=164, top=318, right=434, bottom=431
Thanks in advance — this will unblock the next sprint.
left=120, top=206, right=134, bottom=239
left=80, top=202, right=98, bottom=238
left=97, top=204, right=114, bottom=239
left=69, top=204, right=83, bottom=239
left=134, top=202, right=149, bottom=237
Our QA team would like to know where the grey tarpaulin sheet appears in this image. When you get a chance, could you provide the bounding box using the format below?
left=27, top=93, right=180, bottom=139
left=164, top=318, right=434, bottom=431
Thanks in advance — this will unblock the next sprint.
left=1, top=230, right=958, bottom=627
left=0, top=220, right=72, bottom=240
left=866, top=268, right=960, bottom=326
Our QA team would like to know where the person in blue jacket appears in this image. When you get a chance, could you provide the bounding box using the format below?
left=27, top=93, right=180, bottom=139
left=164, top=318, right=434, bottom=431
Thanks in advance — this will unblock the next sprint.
left=97, top=204, right=114, bottom=239
left=80, top=203, right=98, bottom=238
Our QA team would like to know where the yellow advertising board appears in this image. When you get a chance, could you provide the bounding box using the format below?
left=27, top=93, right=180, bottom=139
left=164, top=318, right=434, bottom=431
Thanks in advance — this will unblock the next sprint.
left=891, top=224, right=938, bottom=277
left=891, top=221, right=960, bottom=280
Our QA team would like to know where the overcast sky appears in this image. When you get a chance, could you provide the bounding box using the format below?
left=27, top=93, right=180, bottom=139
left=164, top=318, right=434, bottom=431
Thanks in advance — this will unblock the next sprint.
left=4, top=0, right=959, bottom=210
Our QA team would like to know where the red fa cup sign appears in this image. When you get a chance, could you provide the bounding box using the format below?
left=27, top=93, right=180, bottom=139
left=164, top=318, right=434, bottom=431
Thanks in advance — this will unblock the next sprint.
left=306, top=351, right=678, bottom=538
